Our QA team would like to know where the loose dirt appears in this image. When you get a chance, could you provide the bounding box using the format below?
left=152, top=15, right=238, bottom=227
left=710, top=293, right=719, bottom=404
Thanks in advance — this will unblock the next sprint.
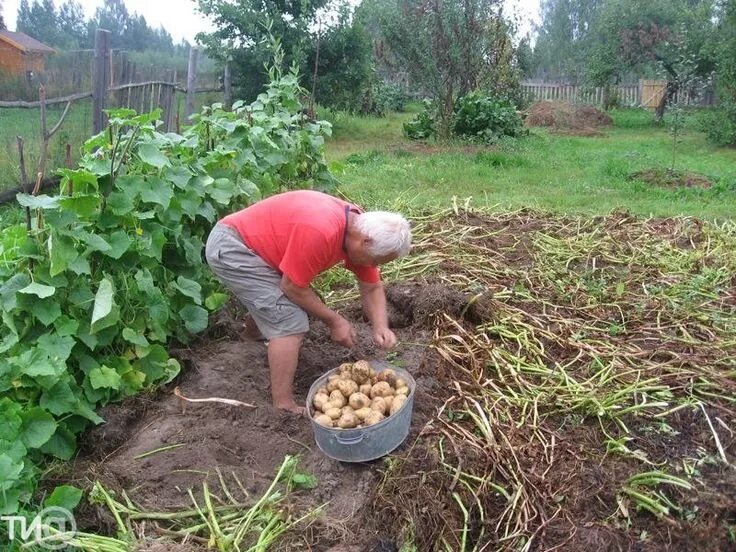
left=526, top=101, right=613, bottom=136
left=630, top=168, right=713, bottom=189
left=64, top=209, right=736, bottom=551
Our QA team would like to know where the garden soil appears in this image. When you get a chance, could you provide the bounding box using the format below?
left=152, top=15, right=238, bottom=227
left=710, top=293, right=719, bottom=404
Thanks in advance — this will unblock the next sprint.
left=68, top=284, right=461, bottom=550
left=61, top=210, right=736, bottom=551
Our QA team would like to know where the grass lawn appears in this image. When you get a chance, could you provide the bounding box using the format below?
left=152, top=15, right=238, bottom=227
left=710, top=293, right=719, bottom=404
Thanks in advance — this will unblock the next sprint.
left=323, top=107, right=736, bottom=220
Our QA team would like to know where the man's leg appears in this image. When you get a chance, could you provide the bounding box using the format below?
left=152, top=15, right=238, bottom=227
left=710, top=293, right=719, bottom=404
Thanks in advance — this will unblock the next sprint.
left=268, top=333, right=305, bottom=414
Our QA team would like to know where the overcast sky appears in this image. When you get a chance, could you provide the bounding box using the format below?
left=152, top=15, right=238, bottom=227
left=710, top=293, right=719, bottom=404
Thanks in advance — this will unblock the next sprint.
left=2, top=0, right=540, bottom=44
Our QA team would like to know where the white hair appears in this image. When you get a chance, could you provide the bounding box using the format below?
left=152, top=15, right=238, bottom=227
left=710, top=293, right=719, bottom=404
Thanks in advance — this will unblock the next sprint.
left=355, top=211, right=412, bottom=257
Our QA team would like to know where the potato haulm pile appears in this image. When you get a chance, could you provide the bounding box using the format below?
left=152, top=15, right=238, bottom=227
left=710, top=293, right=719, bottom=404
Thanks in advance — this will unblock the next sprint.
left=311, top=361, right=411, bottom=429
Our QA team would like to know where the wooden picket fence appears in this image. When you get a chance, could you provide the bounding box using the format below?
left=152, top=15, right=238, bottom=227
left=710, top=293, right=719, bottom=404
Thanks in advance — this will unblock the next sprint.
left=521, top=79, right=716, bottom=109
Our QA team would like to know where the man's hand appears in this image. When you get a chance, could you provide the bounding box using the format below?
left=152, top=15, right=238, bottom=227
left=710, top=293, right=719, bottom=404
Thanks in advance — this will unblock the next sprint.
left=329, top=315, right=356, bottom=348
left=373, top=327, right=397, bottom=350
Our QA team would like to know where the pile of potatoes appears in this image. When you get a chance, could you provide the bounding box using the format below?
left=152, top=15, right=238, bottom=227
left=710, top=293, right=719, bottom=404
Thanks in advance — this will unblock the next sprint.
left=311, top=360, right=410, bottom=429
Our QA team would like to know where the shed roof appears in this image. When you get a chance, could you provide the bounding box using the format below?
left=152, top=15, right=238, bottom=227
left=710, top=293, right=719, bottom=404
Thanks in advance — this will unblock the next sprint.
left=0, top=30, right=56, bottom=54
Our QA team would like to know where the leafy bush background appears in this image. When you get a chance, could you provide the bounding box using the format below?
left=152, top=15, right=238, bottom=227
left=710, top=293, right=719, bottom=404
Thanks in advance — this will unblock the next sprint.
left=0, top=61, right=333, bottom=515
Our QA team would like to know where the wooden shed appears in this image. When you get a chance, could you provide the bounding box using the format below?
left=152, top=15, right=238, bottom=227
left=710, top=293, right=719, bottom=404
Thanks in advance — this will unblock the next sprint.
left=0, top=30, right=56, bottom=76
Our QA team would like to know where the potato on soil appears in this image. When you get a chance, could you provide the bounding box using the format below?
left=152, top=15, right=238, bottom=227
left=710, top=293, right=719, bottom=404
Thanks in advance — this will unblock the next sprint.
left=370, top=381, right=394, bottom=399
left=348, top=392, right=371, bottom=410
left=314, top=413, right=333, bottom=427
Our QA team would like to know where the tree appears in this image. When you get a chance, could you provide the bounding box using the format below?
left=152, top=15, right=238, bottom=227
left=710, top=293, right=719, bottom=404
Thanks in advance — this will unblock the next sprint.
left=586, top=0, right=717, bottom=118
left=533, top=0, right=604, bottom=82
left=302, top=4, right=374, bottom=112
left=58, top=0, right=89, bottom=48
left=89, top=0, right=130, bottom=49
left=16, top=0, right=62, bottom=46
left=0, top=0, right=6, bottom=30
left=358, top=0, right=513, bottom=138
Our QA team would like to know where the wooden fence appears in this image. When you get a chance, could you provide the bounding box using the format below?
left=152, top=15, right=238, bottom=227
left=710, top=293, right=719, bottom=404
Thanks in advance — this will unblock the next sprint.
left=521, top=79, right=716, bottom=109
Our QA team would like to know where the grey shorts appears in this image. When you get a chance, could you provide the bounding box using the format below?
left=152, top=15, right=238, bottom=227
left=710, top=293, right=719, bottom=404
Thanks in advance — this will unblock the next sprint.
left=205, top=223, right=309, bottom=339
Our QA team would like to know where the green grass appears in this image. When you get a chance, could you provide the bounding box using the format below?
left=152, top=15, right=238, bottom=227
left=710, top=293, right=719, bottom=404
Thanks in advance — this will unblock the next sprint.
left=323, top=108, right=736, bottom=220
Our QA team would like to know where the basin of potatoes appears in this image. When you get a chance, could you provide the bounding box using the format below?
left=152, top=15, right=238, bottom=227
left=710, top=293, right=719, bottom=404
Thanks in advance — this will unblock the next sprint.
left=306, top=360, right=415, bottom=462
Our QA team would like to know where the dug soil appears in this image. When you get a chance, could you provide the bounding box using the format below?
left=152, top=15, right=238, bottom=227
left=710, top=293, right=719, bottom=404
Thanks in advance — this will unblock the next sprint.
left=526, top=101, right=613, bottom=136
left=61, top=209, right=736, bottom=551
left=67, top=284, right=467, bottom=550
left=629, top=168, right=713, bottom=189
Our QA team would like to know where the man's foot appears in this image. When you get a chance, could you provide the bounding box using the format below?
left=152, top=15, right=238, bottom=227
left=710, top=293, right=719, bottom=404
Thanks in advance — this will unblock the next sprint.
left=274, top=401, right=306, bottom=415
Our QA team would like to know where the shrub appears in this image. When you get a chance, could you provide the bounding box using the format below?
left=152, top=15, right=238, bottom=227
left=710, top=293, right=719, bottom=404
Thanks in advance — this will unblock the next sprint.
left=403, top=100, right=436, bottom=139
left=452, top=94, right=525, bottom=143
left=698, top=105, right=736, bottom=147
left=403, top=94, right=525, bottom=143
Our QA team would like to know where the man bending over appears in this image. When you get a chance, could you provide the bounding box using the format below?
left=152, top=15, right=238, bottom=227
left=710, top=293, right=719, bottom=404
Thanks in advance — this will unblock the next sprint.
left=205, top=190, right=412, bottom=413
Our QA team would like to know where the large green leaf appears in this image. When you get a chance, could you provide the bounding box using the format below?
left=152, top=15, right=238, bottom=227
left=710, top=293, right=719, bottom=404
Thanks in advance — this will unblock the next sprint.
left=0, top=399, right=23, bottom=441
left=16, top=194, right=59, bottom=209
left=172, top=276, right=202, bottom=305
left=140, top=177, right=175, bottom=210
left=20, top=408, right=57, bottom=449
left=40, top=381, right=78, bottom=416
left=18, top=282, right=55, bottom=299
left=122, top=328, right=149, bottom=347
left=37, top=333, right=75, bottom=362
left=49, top=233, right=79, bottom=276
left=31, top=299, right=62, bottom=326
left=180, top=305, right=209, bottom=333
left=44, top=484, right=83, bottom=510
left=104, top=231, right=132, bottom=260
left=59, top=195, right=101, bottom=217
left=89, top=366, right=122, bottom=390
left=91, top=278, right=120, bottom=334
left=138, top=143, right=171, bottom=169
left=40, top=427, right=77, bottom=461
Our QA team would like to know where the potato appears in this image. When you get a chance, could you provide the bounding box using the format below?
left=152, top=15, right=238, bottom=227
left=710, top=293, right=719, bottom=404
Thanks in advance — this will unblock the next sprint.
left=341, top=405, right=355, bottom=415
left=370, top=381, right=394, bottom=399
left=395, top=386, right=410, bottom=397
left=324, top=407, right=342, bottom=420
left=352, top=360, right=371, bottom=383
left=359, top=383, right=373, bottom=396
left=364, top=410, right=385, bottom=426
left=326, top=377, right=344, bottom=394
left=317, top=386, right=328, bottom=396
left=369, top=368, right=378, bottom=380
left=337, top=412, right=359, bottom=429
left=314, top=413, right=333, bottom=427
left=394, top=377, right=407, bottom=389
left=329, top=390, right=347, bottom=408
left=376, top=368, right=398, bottom=387
left=348, top=392, right=371, bottom=410
left=383, top=395, right=394, bottom=410
left=390, top=394, right=408, bottom=415
left=336, top=379, right=359, bottom=399
left=338, top=362, right=353, bottom=376
left=354, top=407, right=372, bottom=421
left=313, top=393, right=330, bottom=412
left=370, top=397, right=388, bottom=415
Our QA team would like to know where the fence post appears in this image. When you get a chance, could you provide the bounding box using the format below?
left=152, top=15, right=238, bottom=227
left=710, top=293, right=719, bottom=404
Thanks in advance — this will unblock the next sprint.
left=224, top=61, right=232, bottom=110
left=93, top=29, right=111, bottom=134
left=186, top=47, right=200, bottom=122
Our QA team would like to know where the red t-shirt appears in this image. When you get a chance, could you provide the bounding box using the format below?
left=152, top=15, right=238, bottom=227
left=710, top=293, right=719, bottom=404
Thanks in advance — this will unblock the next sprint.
left=221, top=191, right=381, bottom=288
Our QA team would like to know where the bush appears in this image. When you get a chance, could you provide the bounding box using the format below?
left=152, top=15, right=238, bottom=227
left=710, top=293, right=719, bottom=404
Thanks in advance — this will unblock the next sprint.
left=404, top=95, right=525, bottom=143
left=403, top=100, right=436, bottom=139
left=698, top=105, right=736, bottom=146
left=452, top=94, right=525, bottom=143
